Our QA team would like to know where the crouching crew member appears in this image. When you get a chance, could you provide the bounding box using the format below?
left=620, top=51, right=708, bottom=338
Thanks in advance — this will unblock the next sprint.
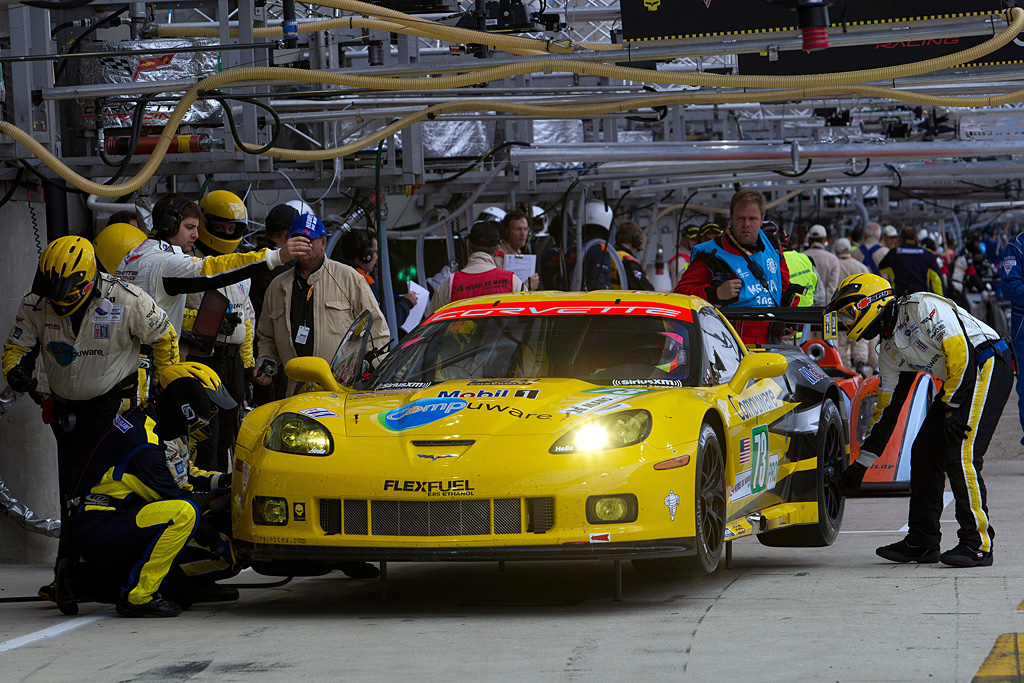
left=829, top=273, right=1013, bottom=567
left=68, top=363, right=239, bottom=617
left=2, top=236, right=179, bottom=611
left=426, top=222, right=527, bottom=316
left=675, top=189, right=792, bottom=345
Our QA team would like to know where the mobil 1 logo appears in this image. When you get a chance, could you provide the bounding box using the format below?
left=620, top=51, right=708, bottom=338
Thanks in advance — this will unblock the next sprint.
left=749, top=424, right=778, bottom=495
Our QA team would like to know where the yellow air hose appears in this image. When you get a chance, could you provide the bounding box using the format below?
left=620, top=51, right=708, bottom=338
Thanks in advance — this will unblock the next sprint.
left=3, top=8, right=1021, bottom=195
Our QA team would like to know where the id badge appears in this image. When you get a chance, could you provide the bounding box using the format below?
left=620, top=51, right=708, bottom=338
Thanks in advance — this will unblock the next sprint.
left=295, top=325, right=310, bottom=345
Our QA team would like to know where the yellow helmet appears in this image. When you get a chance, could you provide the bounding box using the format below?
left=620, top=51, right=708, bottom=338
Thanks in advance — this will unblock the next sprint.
left=32, top=236, right=98, bottom=317
left=198, top=190, right=247, bottom=254
left=825, top=273, right=895, bottom=341
left=94, top=222, right=147, bottom=274
left=159, top=362, right=237, bottom=409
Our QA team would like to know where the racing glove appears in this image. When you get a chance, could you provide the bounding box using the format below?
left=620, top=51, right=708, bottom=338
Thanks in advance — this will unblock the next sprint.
left=218, top=312, right=242, bottom=337
left=839, top=462, right=868, bottom=495
left=944, top=408, right=972, bottom=443
left=6, top=364, right=37, bottom=395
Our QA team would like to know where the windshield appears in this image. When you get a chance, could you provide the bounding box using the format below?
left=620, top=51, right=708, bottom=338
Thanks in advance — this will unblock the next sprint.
left=369, top=315, right=696, bottom=387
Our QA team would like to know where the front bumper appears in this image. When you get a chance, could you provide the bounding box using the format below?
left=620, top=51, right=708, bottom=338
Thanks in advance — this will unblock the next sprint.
left=238, top=537, right=696, bottom=564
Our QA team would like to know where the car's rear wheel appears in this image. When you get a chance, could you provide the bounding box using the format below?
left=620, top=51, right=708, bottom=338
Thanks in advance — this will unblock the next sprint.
left=633, top=422, right=725, bottom=576
left=757, top=398, right=846, bottom=547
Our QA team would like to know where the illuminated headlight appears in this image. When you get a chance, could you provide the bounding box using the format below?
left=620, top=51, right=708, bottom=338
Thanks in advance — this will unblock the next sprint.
left=264, top=412, right=334, bottom=456
left=549, top=409, right=652, bottom=454
left=586, top=494, right=639, bottom=524
left=253, top=496, right=288, bottom=525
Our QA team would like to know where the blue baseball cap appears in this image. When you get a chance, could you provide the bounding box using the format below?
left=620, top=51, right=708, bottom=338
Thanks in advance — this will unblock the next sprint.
left=288, top=214, right=327, bottom=239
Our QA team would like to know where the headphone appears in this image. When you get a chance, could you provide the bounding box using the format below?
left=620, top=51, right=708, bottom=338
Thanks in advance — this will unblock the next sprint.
left=156, top=197, right=192, bottom=240
left=341, top=228, right=375, bottom=264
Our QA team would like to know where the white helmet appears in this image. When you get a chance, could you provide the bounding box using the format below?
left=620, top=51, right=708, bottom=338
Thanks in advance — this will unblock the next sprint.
left=477, top=206, right=506, bottom=223
left=286, top=199, right=314, bottom=215
left=530, top=205, right=549, bottom=235
left=918, top=228, right=930, bottom=242
left=584, top=201, right=613, bottom=230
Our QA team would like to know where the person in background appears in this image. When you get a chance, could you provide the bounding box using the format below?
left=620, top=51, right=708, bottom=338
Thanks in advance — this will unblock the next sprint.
left=495, top=208, right=539, bottom=291
left=426, top=222, right=526, bottom=316
left=833, top=238, right=872, bottom=375
left=803, top=224, right=840, bottom=305
left=996, top=227, right=1024, bottom=448
left=879, top=226, right=944, bottom=297
left=339, top=227, right=418, bottom=329
left=254, top=214, right=389, bottom=394
left=106, top=210, right=139, bottom=229
left=696, top=221, right=723, bottom=245
left=882, top=224, right=901, bottom=251
left=668, top=224, right=700, bottom=285
left=675, top=189, right=791, bottom=345
left=612, top=220, right=654, bottom=291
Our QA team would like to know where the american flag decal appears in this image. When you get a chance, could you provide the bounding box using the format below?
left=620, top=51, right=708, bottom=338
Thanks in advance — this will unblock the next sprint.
left=739, top=437, right=752, bottom=465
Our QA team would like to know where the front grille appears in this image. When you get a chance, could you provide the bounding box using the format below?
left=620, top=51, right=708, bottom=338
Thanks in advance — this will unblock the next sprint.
left=319, top=499, right=341, bottom=535
left=344, top=499, right=368, bottom=535
left=372, top=499, right=490, bottom=536
left=316, top=497, right=549, bottom=537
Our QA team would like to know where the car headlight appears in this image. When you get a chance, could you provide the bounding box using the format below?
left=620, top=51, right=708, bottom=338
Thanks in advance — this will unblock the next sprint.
left=549, top=409, right=652, bottom=454
left=264, top=412, right=334, bottom=456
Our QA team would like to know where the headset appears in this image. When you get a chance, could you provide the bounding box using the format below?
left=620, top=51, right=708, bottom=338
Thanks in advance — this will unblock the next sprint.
left=341, top=227, right=375, bottom=264
left=155, top=197, right=193, bottom=240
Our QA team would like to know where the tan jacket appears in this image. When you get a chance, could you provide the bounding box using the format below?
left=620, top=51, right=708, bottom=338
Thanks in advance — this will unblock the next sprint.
left=3, top=275, right=178, bottom=400
left=803, top=244, right=841, bottom=304
left=256, top=258, right=390, bottom=372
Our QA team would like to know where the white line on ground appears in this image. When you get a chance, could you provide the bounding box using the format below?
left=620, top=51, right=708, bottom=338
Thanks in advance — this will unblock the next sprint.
left=840, top=491, right=956, bottom=535
left=0, top=614, right=107, bottom=655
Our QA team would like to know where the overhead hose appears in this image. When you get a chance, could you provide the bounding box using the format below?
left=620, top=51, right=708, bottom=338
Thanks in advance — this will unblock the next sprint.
left=2, top=7, right=1022, bottom=197
left=156, top=15, right=555, bottom=57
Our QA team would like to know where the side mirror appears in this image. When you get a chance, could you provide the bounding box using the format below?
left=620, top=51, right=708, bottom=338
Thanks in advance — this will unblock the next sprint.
left=728, top=352, right=788, bottom=394
left=285, top=357, right=343, bottom=393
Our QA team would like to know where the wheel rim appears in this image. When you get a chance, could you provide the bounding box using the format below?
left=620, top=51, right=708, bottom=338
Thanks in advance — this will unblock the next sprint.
left=698, top=435, right=726, bottom=556
left=821, top=417, right=844, bottom=525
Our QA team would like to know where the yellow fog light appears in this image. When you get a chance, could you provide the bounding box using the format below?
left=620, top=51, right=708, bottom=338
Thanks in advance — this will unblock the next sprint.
left=253, top=496, right=289, bottom=526
left=586, top=494, right=638, bottom=524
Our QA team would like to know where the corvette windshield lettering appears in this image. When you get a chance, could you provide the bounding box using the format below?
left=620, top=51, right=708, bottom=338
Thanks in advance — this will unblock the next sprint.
left=425, top=300, right=694, bottom=324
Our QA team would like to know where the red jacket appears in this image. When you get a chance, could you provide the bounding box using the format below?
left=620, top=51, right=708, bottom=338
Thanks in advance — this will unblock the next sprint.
left=674, top=234, right=792, bottom=346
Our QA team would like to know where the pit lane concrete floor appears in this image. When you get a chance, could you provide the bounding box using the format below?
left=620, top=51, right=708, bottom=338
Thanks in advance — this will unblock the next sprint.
left=4, top=407, right=1024, bottom=682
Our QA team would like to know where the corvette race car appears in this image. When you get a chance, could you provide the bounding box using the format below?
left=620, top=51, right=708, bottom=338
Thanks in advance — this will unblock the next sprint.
left=232, top=292, right=847, bottom=580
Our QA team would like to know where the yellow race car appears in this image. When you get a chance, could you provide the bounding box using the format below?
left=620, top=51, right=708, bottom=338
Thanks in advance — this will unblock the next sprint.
left=232, top=292, right=847, bottom=578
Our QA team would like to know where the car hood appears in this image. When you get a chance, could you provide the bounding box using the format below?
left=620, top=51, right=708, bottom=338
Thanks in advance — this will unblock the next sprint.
left=339, top=379, right=677, bottom=437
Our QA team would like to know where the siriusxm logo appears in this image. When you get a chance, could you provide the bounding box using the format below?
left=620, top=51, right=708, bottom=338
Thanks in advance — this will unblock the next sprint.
left=379, top=397, right=467, bottom=432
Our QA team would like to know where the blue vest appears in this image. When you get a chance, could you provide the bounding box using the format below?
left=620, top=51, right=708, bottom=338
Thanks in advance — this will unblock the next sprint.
left=858, top=243, right=883, bottom=276
left=692, top=232, right=782, bottom=307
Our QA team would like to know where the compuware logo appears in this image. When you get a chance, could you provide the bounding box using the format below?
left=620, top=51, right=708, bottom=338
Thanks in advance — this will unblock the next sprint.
left=378, top=397, right=468, bottom=432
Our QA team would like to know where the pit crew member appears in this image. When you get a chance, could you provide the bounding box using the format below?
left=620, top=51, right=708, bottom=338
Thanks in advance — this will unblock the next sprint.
left=828, top=273, right=1012, bottom=567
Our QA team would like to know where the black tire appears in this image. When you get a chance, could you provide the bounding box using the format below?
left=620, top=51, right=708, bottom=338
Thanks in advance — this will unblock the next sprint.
left=633, top=423, right=726, bottom=576
left=758, top=398, right=846, bottom=548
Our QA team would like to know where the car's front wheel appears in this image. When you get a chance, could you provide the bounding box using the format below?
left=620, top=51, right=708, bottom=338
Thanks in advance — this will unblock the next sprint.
left=633, top=422, right=725, bottom=576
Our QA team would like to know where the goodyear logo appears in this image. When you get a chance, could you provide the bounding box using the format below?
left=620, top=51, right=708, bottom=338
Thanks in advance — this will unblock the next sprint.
left=378, top=397, right=467, bottom=432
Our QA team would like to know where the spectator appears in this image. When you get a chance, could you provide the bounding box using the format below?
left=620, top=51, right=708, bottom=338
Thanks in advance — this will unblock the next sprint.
left=833, top=238, right=871, bottom=375
left=254, top=214, right=389, bottom=394
left=879, top=226, right=943, bottom=297
left=426, top=222, right=526, bottom=316
left=339, top=227, right=417, bottom=328
left=803, top=224, right=840, bottom=304
left=854, top=222, right=888, bottom=276
left=612, top=220, right=654, bottom=290
left=675, top=189, right=791, bottom=345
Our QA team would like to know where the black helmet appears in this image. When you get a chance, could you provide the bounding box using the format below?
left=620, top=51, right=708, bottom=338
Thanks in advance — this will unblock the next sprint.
left=265, top=204, right=299, bottom=235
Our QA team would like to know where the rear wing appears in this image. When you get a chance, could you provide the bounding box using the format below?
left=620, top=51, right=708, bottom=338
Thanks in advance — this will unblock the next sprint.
left=721, top=306, right=839, bottom=340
